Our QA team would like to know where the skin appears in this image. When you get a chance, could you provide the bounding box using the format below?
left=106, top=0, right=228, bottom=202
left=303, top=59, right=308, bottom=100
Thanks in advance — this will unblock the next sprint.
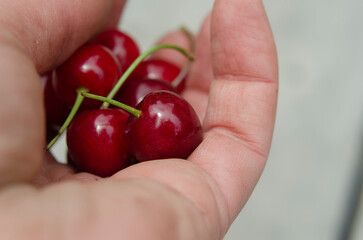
left=0, top=0, right=278, bottom=239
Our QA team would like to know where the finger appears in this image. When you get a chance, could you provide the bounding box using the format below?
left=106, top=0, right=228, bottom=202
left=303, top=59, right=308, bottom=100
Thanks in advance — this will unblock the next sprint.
left=0, top=0, right=125, bottom=186
left=0, top=179, right=210, bottom=239
left=186, top=14, right=213, bottom=94
left=32, top=152, right=101, bottom=187
left=150, top=17, right=212, bottom=92
left=0, top=34, right=44, bottom=186
left=32, top=152, right=75, bottom=187
left=150, top=16, right=213, bottom=121
left=151, top=28, right=194, bottom=68
left=113, top=159, right=228, bottom=239
left=182, top=14, right=213, bottom=121
left=0, top=0, right=126, bottom=73
left=104, top=0, right=127, bottom=29
left=189, top=0, right=278, bottom=223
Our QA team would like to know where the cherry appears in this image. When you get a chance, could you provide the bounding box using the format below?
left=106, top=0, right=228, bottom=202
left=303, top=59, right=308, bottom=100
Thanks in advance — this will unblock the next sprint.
left=129, top=59, right=186, bottom=92
left=42, top=71, right=71, bottom=144
left=67, top=108, right=131, bottom=177
left=46, top=43, right=197, bottom=171
left=123, top=90, right=203, bottom=161
left=52, top=44, right=121, bottom=108
left=90, top=29, right=140, bottom=71
left=101, top=44, right=194, bottom=108
left=46, top=125, right=59, bottom=144
left=43, top=71, right=70, bottom=128
left=46, top=44, right=194, bottom=150
left=127, top=157, right=140, bottom=167
left=115, top=77, right=177, bottom=108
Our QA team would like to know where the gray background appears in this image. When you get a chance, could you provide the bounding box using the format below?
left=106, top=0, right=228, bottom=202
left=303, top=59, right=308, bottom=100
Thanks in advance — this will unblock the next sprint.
left=53, top=0, right=363, bottom=239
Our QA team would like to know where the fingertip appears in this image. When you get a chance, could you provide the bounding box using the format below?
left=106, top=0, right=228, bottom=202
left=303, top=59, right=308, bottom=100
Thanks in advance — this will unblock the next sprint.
left=185, top=13, right=212, bottom=93
left=103, top=0, right=128, bottom=29
left=211, top=0, right=277, bottom=81
left=150, top=28, right=196, bottom=68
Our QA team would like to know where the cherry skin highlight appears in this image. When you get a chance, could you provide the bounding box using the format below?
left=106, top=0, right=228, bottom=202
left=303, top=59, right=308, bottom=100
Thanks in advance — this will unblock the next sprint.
left=124, top=90, right=203, bottom=162
left=53, top=44, right=121, bottom=108
left=90, top=29, right=140, bottom=71
left=115, top=77, right=177, bottom=108
left=129, top=59, right=186, bottom=92
left=67, top=109, right=131, bottom=177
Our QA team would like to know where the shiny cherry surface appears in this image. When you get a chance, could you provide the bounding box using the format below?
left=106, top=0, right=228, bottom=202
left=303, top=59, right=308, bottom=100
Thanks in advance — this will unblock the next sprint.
left=90, top=29, right=140, bottom=71
left=115, top=78, right=177, bottom=108
left=124, top=91, right=203, bottom=161
left=129, top=59, right=186, bottom=92
left=67, top=109, right=130, bottom=177
left=53, top=44, right=121, bottom=108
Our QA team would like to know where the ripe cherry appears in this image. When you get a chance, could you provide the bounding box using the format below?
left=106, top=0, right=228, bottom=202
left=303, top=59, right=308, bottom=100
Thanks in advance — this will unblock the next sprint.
left=90, top=29, right=140, bottom=71
left=46, top=125, right=59, bottom=144
left=42, top=71, right=71, bottom=143
left=129, top=59, right=186, bottom=92
left=67, top=108, right=131, bottom=177
left=115, top=77, right=177, bottom=108
left=124, top=90, right=203, bottom=162
left=43, top=71, right=70, bottom=128
left=52, top=44, right=121, bottom=108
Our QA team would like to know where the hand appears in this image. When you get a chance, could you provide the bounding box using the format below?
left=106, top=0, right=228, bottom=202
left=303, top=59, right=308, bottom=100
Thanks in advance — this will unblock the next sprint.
left=0, top=0, right=278, bottom=239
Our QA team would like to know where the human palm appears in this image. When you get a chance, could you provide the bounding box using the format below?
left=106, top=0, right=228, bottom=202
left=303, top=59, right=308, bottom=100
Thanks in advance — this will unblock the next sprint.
left=0, top=0, right=278, bottom=239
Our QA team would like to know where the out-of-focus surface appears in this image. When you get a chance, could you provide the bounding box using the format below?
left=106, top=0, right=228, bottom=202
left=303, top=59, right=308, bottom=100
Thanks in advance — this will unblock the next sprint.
left=52, top=0, right=363, bottom=239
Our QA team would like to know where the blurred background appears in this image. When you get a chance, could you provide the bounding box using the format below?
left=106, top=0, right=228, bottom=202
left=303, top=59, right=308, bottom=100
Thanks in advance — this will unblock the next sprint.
left=53, top=0, right=363, bottom=239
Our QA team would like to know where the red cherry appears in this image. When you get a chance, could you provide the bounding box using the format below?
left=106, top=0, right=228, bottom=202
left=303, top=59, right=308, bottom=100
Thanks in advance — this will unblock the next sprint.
left=127, top=157, right=139, bottom=167
left=46, top=125, right=59, bottom=144
left=67, top=108, right=131, bottom=177
left=115, top=78, right=177, bottom=108
left=53, top=44, right=121, bottom=108
left=43, top=71, right=70, bottom=128
left=129, top=59, right=186, bottom=92
left=90, top=29, right=140, bottom=71
left=124, top=90, right=202, bottom=161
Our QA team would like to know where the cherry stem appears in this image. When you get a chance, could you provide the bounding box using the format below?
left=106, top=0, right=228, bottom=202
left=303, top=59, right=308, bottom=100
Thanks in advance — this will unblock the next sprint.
left=172, top=27, right=195, bottom=89
left=82, top=92, right=141, bottom=118
left=102, top=44, right=195, bottom=108
left=172, top=61, right=191, bottom=89
left=181, top=26, right=195, bottom=52
left=46, top=87, right=88, bottom=150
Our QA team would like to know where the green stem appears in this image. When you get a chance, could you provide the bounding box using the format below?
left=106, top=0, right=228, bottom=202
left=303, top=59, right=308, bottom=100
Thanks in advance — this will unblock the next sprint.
left=172, top=60, right=191, bottom=89
left=180, top=26, right=195, bottom=52
left=83, top=92, right=141, bottom=118
left=102, top=44, right=194, bottom=108
left=46, top=87, right=88, bottom=150
left=172, top=27, right=195, bottom=89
